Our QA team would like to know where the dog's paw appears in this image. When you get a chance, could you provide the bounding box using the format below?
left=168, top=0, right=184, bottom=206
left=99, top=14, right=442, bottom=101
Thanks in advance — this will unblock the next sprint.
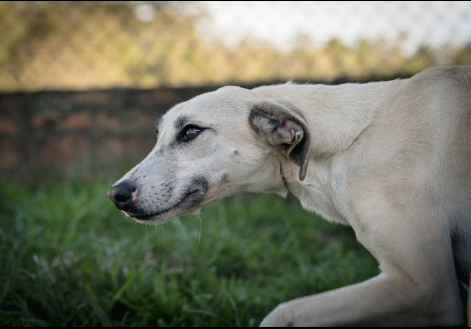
left=260, top=303, right=295, bottom=327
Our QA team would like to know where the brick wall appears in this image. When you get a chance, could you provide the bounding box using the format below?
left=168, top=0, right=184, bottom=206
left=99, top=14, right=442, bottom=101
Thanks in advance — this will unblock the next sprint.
left=0, top=86, right=220, bottom=176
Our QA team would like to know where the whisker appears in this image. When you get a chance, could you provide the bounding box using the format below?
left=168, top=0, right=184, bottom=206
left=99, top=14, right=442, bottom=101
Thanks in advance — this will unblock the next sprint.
left=196, top=213, right=203, bottom=246
left=228, top=181, right=236, bottom=223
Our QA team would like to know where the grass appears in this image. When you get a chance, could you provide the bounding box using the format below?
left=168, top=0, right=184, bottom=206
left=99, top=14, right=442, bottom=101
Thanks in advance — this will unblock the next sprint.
left=0, top=177, right=378, bottom=327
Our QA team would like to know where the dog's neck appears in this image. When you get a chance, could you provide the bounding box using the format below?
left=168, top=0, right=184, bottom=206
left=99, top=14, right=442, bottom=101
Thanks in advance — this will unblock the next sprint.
left=253, top=81, right=404, bottom=223
left=252, top=80, right=402, bottom=155
left=278, top=155, right=350, bottom=224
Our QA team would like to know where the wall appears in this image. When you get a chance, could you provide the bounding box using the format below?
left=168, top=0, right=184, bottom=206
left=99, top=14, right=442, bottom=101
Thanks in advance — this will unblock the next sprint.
left=0, top=86, right=219, bottom=176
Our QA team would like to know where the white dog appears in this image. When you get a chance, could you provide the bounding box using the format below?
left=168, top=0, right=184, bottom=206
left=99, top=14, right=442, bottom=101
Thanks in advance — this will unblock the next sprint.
left=109, top=66, right=470, bottom=326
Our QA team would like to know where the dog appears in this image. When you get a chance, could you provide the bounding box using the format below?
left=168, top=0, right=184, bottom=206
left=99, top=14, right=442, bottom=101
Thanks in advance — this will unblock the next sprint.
left=109, top=66, right=471, bottom=326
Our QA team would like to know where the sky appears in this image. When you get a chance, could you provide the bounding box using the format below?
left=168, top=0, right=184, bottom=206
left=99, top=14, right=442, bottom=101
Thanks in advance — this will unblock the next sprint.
left=199, top=1, right=471, bottom=55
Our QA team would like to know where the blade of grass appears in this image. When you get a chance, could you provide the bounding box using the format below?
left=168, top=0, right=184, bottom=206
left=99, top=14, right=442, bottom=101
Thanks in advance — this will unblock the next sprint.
left=83, top=285, right=112, bottom=327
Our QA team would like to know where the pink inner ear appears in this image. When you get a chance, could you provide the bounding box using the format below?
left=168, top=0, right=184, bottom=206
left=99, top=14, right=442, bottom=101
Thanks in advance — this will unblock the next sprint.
left=284, top=119, right=298, bottom=129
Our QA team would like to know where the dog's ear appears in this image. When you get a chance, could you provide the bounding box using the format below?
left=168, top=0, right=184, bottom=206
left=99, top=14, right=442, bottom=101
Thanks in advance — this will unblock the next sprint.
left=249, top=100, right=311, bottom=181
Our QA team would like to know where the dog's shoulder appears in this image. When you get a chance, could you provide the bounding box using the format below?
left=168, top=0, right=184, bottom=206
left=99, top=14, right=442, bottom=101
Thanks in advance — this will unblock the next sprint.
left=411, top=66, right=471, bottom=89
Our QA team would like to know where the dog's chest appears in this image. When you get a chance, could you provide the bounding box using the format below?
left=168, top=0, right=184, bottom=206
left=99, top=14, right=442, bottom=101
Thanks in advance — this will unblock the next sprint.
left=290, top=180, right=349, bottom=225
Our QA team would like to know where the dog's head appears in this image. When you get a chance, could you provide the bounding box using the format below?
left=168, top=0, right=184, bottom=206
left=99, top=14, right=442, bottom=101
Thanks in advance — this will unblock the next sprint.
left=108, top=86, right=311, bottom=224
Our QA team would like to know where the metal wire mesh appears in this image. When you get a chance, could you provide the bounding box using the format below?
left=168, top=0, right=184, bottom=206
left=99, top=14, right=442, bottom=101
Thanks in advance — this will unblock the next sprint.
left=1, top=1, right=471, bottom=92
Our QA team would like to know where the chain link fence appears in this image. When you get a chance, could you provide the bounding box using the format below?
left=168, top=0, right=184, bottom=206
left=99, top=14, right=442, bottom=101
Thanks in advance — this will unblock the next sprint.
left=1, top=1, right=471, bottom=92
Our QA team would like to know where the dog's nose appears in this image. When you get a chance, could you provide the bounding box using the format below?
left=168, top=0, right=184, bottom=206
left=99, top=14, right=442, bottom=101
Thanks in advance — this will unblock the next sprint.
left=107, top=180, right=136, bottom=210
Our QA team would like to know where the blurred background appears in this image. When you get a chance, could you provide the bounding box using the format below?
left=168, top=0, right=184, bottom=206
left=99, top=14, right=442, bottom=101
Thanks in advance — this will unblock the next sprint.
left=2, top=1, right=471, bottom=92
left=0, top=1, right=470, bottom=327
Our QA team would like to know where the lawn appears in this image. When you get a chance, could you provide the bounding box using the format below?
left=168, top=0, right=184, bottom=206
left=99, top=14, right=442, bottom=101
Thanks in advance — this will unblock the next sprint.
left=0, top=177, right=378, bottom=327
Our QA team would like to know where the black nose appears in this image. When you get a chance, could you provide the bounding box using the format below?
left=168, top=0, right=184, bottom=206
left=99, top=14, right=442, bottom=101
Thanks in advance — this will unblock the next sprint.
left=107, top=180, right=136, bottom=210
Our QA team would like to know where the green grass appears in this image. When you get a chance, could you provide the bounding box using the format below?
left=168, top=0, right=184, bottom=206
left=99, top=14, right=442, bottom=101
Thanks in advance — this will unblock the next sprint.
left=0, top=178, right=378, bottom=327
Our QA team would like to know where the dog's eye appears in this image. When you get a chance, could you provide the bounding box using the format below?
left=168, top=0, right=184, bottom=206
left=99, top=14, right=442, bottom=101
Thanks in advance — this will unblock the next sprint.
left=180, top=125, right=203, bottom=142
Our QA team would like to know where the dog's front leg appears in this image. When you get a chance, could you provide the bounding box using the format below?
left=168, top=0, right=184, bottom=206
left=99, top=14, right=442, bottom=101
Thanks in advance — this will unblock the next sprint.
left=261, top=206, right=464, bottom=327
left=261, top=273, right=455, bottom=327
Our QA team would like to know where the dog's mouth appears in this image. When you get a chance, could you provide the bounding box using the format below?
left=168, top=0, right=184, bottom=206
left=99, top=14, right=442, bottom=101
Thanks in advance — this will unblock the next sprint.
left=126, top=189, right=203, bottom=222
